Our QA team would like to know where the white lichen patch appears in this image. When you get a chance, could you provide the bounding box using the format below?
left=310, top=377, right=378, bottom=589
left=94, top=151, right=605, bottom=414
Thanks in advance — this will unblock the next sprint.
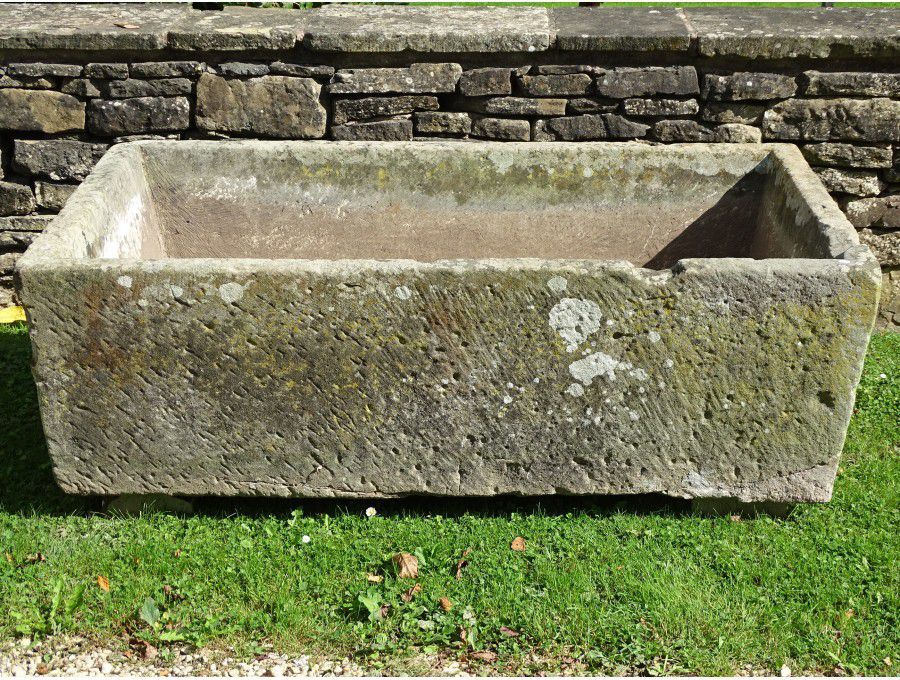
left=116, top=275, right=132, bottom=288
left=568, top=351, right=650, bottom=388
left=218, top=282, right=245, bottom=303
left=648, top=331, right=661, bottom=343
left=394, top=285, right=412, bottom=300
left=549, top=298, right=603, bottom=352
left=547, top=276, right=568, bottom=293
left=565, top=383, right=585, bottom=397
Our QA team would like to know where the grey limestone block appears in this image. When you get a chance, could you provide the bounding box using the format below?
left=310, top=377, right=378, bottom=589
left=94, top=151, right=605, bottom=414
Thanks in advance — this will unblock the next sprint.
left=843, top=196, right=900, bottom=230
left=517, top=74, right=592, bottom=97
left=803, top=71, right=900, bottom=98
left=473, top=97, right=567, bottom=117
left=269, top=63, right=334, bottom=79
left=0, top=181, right=36, bottom=217
left=653, top=120, right=715, bottom=143
left=459, top=68, right=513, bottom=97
left=13, top=139, right=108, bottom=182
left=858, top=229, right=899, bottom=266
left=0, top=89, right=85, bottom=133
left=88, top=97, right=190, bottom=137
left=623, top=98, right=699, bottom=117
left=333, top=96, right=439, bottom=126
left=129, top=62, right=202, bottom=79
left=714, top=124, right=763, bottom=144
left=801, top=143, right=893, bottom=169
left=703, top=72, right=798, bottom=101
left=34, top=181, right=77, bottom=211
left=330, top=64, right=462, bottom=95
left=702, top=103, right=766, bottom=125
left=595, top=66, right=699, bottom=99
left=331, top=119, right=413, bottom=141
left=105, top=78, right=192, bottom=99
left=84, top=63, right=129, bottom=80
left=414, top=112, right=472, bottom=136
left=814, top=168, right=884, bottom=197
left=763, top=98, right=900, bottom=143
left=471, top=117, right=530, bottom=141
left=7, top=63, right=81, bottom=78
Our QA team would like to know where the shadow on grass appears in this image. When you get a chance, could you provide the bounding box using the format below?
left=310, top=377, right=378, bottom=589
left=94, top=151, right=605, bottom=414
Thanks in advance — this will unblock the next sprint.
left=0, top=324, right=693, bottom=519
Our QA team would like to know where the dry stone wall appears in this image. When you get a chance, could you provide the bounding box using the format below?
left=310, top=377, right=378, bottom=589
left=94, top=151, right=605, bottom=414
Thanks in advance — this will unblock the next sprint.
left=1, top=3, right=898, bottom=325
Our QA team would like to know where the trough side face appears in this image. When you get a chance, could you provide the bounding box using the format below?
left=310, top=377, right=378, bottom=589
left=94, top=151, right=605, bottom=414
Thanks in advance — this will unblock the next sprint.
left=16, top=142, right=881, bottom=503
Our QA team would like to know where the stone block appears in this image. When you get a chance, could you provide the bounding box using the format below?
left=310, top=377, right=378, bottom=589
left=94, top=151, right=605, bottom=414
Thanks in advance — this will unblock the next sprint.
left=763, top=98, right=900, bottom=143
left=653, top=120, right=715, bottom=142
left=843, top=196, right=900, bottom=230
left=17, top=141, right=880, bottom=501
left=550, top=7, right=692, bottom=52
left=129, top=61, right=202, bottom=79
left=330, top=63, right=462, bottom=95
left=7, top=62, right=81, bottom=78
left=13, top=140, right=108, bottom=182
left=214, top=62, right=270, bottom=78
left=0, top=89, right=85, bottom=133
left=804, top=71, right=900, bottom=97
left=714, top=124, right=762, bottom=144
left=623, top=98, right=699, bottom=117
left=543, top=114, right=607, bottom=141
left=168, top=7, right=298, bottom=51
left=88, top=97, right=190, bottom=137
left=332, top=119, right=413, bottom=141
left=105, top=78, right=192, bottom=99
left=458, top=68, right=512, bottom=97
left=702, top=103, right=767, bottom=125
left=802, top=143, right=893, bottom=169
left=61, top=78, right=102, bottom=98
left=518, top=74, right=592, bottom=97
left=0, top=230, right=37, bottom=249
left=814, top=168, right=884, bottom=197
left=595, top=66, right=698, bottom=99
left=0, top=74, right=54, bottom=89
left=0, top=215, right=52, bottom=231
left=35, top=181, right=77, bottom=211
left=471, top=117, right=530, bottom=141
left=703, top=72, right=797, bottom=101
left=567, top=98, right=618, bottom=114
left=858, top=229, right=899, bottom=266
left=333, top=96, right=439, bottom=126
left=474, top=97, right=567, bottom=117
left=196, top=74, right=325, bottom=139
left=84, top=63, right=129, bottom=80
left=414, top=112, right=472, bottom=136
left=269, top=63, right=335, bottom=79
left=0, top=181, right=35, bottom=216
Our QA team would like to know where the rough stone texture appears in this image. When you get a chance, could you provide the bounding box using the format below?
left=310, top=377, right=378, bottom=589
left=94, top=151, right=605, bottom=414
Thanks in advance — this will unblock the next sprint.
left=0, top=230, right=37, bottom=249
left=879, top=269, right=900, bottom=326
left=168, top=7, right=298, bottom=52
left=474, top=97, right=567, bottom=117
left=471, top=117, right=530, bottom=141
left=595, top=67, right=699, bottom=99
left=701, top=103, right=766, bottom=125
left=603, top=114, right=650, bottom=139
left=13, top=140, right=108, bottom=182
left=858, top=229, right=899, bottom=266
left=653, top=120, right=715, bottom=143
left=623, top=98, right=699, bottom=117
left=269, top=63, right=334, bottom=79
left=88, top=97, right=190, bottom=137
left=302, top=5, right=550, bottom=52
left=0, top=89, right=85, bottom=133
left=215, top=62, right=270, bottom=78
left=333, top=96, right=439, bottom=126
left=84, top=63, right=128, bottom=80
left=17, top=142, right=880, bottom=502
left=331, top=119, right=413, bottom=141
left=567, top=98, right=618, bottom=114
left=61, top=78, right=102, bottom=98
left=413, top=112, right=472, bottom=136
left=542, top=115, right=607, bottom=141
left=0, top=74, right=54, bottom=89
left=550, top=7, right=692, bottom=52
left=802, top=143, right=893, bottom=169
left=763, top=99, right=900, bottom=143
left=0, top=215, right=51, bottom=232
left=704, top=72, right=797, bottom=101
left=105, top=78, right=193, bottom=99
left=459, top=68, right=512, bottom=97
left=34, top=182, right=77, bottom=211
left=0, top=181, right=35, bottom=216
left=130, top=62, right=202, bottom=79
left=714, top=124, right=762, bottom=144
left=7, top=62, right=81, bottom=78
left=518, top=74, right=592, bottom=97
left=196, top=74, right=325, bottom=139
left=330, top=63, right=462, bottom=95
left=804, top=71, right=900, bottom=98
left=843, top=196, right=900, bottom=230
left=814, top=168, right=885, bottom=197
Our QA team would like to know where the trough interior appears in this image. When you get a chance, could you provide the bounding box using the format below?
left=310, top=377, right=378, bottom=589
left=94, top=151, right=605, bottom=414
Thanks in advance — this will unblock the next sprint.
left=91, top=142, right=823, bottom=267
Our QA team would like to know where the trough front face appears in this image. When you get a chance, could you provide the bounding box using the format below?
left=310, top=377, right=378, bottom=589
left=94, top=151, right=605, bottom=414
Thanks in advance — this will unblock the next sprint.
left=18, top=141, right=880, bottom=502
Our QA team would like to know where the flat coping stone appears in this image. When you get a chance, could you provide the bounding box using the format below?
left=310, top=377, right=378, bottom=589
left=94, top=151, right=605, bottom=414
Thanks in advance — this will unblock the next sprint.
left=550, top=7, right=692, bottom=53
left=684, top=7, right=900, bottom=59
left=300, top=5, right=551, bottom=53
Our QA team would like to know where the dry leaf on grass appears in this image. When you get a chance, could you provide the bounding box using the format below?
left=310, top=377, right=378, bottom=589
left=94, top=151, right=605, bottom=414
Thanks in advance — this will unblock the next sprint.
left=470, top=650, right=498, bottom=662
left=366, top=573, right=383, bottom=583
left=499, top=625, right=520, bottom=637
left=510, top=537, right=526, bottom=552
left=393, top=552, right=419, bottom=578
left=455, top=548, right=471, bottom=580
left=401, top=583, right=422, bottom=602
left=439, top=596, right=453, bottom=612
left=97, top=575, right=110, bottom=592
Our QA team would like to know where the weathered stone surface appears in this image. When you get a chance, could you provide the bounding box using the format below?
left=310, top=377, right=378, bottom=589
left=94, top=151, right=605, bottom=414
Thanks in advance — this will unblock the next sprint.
left=0, top=251, right=21, bottom=276
left=414, top=111, right=472, bottom=136
left=168, top=7, right=298, bottom=51
left=34, top=181, right=77, bottom=211
left=595, top=67, right=699, bottom=99
left=803, top=71, right=900, bottom=98
left=858, top=229, right=899, bottom=266
left=0, top=89, right=85, bottom=133
left=518, top=74, right=592, bottom=97
left=814, top=168, right=884, bottom=197
left=84, top=63, right=128, bottom=80
left=303, top=5, right=550, bottom=52
left=532, top=65, right=599, bottom=76
left=18, top=142, right=879, bottom=501
left=0, top=74, right=54, bottom=89
left=475, top=97, right=567, bottom=117
left=0, top=215, right=51, bottom=231
left=105, top=78, right=192, bottom=99
left=333, top=96, right=438, bottom=126
left=543, top=114, right=606, bottom=141
left=61, top=78, right=102, bottom=98
left=653, top=120, right=715, bottom=143
left=623, top=98, right=699, bottom=117
left=7, top=62, right=81, bottom=78
left=196, top=74, right=325, bottom=139
left=802, top=143, right=893, bottom=169
left=330, top=63, right=462, bottom=95
left=0, top=181, right=35, bottom=216
left=88, top=97, right=190, bottom=137
left=844, top=196, right=900, bottom=230
left=269, top=63, right=334, bottom=79
left=215, top=62, right=270, bottom=78
left=703, top=72, right=797, bottom=101
left=567, top=98, right=618, bottom=114
left=13, top=140, right=108, bottom=181
left=714, top=124, right=763, bottom=144
left=702, top=103, right=766, bottom=125
left=551, top=7, right=692, bottom=52
left=332, top=119, right=413, bottom=141
left=459, top=68, right=512, bottom=97
left=0, top=230, right=37, bottom=249
left=687, top=7, right=900, bottom=59
left=130, top=61, right=202, bottom=79
left=763, top=99, right=900, bottom=143
left=603, top=114, right=650, bottom=139
left=471, top=117, right=530, bottom=141
left=878, top=269, right=900, bottom=328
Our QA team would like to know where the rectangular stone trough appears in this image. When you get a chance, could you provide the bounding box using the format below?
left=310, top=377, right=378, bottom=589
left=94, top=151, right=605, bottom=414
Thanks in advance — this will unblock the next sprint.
left=17, top=141, right=881, bottom=502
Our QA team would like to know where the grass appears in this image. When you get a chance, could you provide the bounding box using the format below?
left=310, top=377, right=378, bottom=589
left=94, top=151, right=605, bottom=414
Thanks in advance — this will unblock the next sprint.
left=0, top=321, right=897, bottom=675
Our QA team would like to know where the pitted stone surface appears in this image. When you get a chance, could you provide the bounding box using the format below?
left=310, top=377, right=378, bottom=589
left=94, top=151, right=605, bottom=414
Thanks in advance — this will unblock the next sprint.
left=17, top=141, right=880, bottom=502
left=550, top=7, right=692, bottom=52
left=330, top=64, right=462, bottom=95
left=763, top=98, right=900, bottom=143
left=0, top=89, right=85, bottom=133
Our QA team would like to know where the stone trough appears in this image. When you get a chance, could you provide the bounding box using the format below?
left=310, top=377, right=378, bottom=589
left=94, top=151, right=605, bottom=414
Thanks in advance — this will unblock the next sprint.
left=17, top=141, right=880, bottom=502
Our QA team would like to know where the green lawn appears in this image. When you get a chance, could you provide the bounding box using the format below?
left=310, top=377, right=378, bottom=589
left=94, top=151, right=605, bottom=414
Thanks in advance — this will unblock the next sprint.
left=0, top=321, right=897, bottom=675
